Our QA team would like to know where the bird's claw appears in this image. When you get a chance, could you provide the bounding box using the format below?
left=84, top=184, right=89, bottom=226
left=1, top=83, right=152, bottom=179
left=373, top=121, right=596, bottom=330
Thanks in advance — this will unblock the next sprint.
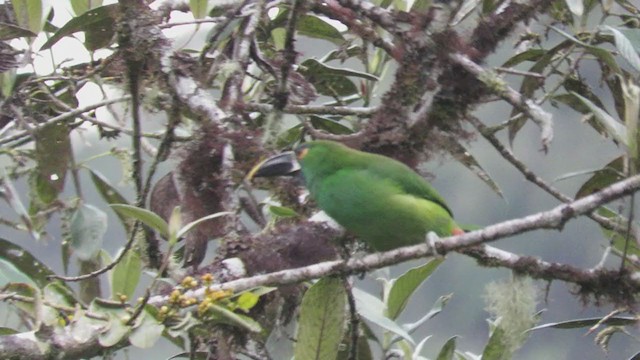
left=426, top=231, right=445, bottom=258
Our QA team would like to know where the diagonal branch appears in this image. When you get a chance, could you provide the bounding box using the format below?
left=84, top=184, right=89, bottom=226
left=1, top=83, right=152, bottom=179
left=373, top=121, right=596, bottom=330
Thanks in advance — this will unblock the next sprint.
left=468, top=116, right=638, bottom=244
left=451, top=53, right=553, bottom=151
left=149, top=173, right=640, bottom=306
left=0, top=97, right=131, bottom=147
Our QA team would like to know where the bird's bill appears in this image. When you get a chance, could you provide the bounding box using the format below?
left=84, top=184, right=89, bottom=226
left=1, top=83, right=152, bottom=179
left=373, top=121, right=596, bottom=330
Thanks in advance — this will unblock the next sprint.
left=246, top=151, right=301, bottom=180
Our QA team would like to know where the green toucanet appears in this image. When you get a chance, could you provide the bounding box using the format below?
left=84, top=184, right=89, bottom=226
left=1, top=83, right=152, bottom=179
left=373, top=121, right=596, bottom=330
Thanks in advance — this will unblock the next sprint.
left=249, top=140, right=463, bottom=251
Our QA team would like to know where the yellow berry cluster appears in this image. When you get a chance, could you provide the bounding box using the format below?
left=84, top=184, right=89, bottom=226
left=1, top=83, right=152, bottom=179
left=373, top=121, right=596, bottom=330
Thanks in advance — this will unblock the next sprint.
left=158, top=273, right=233, bottom=321
left=197, top=287, right=233, bottom=316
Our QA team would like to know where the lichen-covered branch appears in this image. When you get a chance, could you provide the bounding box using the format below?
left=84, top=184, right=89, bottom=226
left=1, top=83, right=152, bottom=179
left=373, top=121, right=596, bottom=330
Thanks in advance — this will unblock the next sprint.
left=149, top=174, right=640, bottom=306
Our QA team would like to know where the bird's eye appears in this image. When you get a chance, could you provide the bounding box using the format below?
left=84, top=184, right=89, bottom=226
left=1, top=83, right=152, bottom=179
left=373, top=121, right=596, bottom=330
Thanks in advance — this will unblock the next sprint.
left=295, top=145, right=309, bottom=160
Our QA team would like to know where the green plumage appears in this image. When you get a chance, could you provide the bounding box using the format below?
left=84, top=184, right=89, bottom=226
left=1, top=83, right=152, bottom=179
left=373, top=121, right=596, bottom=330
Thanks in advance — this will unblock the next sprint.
left=296, top=141, right=460, bottom=251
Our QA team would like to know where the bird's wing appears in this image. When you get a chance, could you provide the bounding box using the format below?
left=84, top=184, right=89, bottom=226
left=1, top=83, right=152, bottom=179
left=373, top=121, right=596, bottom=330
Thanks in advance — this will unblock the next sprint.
left=363, top=154, right=454, bottom=217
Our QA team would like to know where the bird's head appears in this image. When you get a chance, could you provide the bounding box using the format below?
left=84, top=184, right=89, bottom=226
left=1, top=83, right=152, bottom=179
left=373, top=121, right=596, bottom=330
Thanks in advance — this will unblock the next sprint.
left=247, top=140, right=350, bottom=181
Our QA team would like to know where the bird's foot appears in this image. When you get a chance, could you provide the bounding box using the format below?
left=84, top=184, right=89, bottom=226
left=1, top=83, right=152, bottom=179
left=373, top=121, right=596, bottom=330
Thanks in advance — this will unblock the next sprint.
left=426, top=231, right=445, bottom=258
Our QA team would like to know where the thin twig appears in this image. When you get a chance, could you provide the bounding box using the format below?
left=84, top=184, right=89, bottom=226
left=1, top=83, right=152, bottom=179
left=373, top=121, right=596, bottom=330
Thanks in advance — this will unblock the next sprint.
left=244, top=102, right=378, bottom=116
left=335, top=0, right=401, bottom=35
left=620, top=193, right=634, bottom=272
left=276, top=0, right=303, bottom=110
left=222, top=0, right=266, bottom=108
left=312, top=0, right=398, bottom=59
left=495, top=67, right=546, bottom=78
left=0, top=292, right=110, bottom=321
left=302, top=121, right=365, bottom=142
left=0, top=96, right=131, bottom=147
left=159, top=17, right=226, bottom=28
left=343, top=277, right=359, bottom=360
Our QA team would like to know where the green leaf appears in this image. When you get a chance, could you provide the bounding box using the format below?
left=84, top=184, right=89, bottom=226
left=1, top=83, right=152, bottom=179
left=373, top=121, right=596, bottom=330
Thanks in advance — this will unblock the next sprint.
left=604, top=25, right=640, bottom=74
left=208, top=303, right=263, bottom=333
left=336, top=330, right=373, bottom=360
left=78, top=259, right=102, bottom=303
left=40, top=4, right=118, bottom=51
left=575, top=157, right=625, bottom=199
left=299, top=59, right=377, bottom=97
left=302, top=59, right=379, bottom=81
left=33, top=122, right=71, bottom=205
left=295, top=277, right=347, bottom=360
left=271, top=27, right=286, bottom=50
left=554, top=77, right=611, bottom=137
left=167, top=206, right=182, bottom=245
left=267, top=205, right=298, bottom=218
left=70, top=204, right=108, bottom=261
left=447, top=141, right=504, bottom=199
left=530, top=316, right=637, bottom=330
left=412, top=335, right=432, bottom=359
left=190, top=0, right=211, bottom=19
left=276, top=124, right=304, bottom=148
left=411, top=0, right=433, bottom=12
left=42, top=282, right=77, bottom=325
left=0, top=238, right=60, bottom=288
left=297, top=15, right=345, bottom=45
left=0, top=258, right=36, bottom=286
left=272, top=12, right=344, bottom=45
left=110, top=204, right=169, bottom=238
left=70, top=0, right=104, bottom=16
left=176, top=211, right=232, bottom=239
left=402, top=293, right=451, bottom=337
left=386, top=258, right=443, bottom=320
left=482, top=0, right=507, bottom=14
left=572, top=92, right=627, bottom=145
left=352, top=288, right=414, bottom=345
left=310, top=116, right=355, bottom=135
left=129, top=307, right=165, bottom=348
left=89, top=169, right=131, bottom=231
left=322, top=46, right=364, bottom=63
left=550, top=26, right=621, bottom=74
left=0, top=327, right=19, bottom=335
left=451, top=0, right=481, bottom=25
left=436, top=336, right=457, bottom=360
left=12, top=0, right=43, bottom=34
left=3, top=283, right=39, bottom=316
left=482, top=326, right=508, bottom=360
left=0, top=174, right=37, bottom=238
left=0, top=22, right=37, bottom=40
left=110, top=249, right=141, bottom=300
left=42, top=283, right=76, bottom=327
left=85, top=298, right=131, bottom=347
left=501, top=49, right=546, bottom=67
left=565, top=0, right=584, bottom=16
left=99, top=312, right=129, bottom=347
left=236, top=292, right=259, bottom=312
left=509, top=41, right=572, bottom=144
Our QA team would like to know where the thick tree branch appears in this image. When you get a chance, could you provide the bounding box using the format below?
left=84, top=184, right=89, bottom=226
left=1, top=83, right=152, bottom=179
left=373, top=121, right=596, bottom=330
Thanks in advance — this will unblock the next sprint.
left=163, top=55, right=228, bottom=123
left=149, top=174, right=640, bottom=306
left=0, top=325, right=129, bottom=360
